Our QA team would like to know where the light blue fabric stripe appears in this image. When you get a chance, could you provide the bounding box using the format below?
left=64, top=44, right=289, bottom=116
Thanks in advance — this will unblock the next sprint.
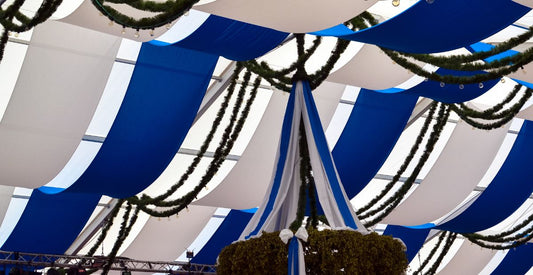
left=301, top=81, right=357, bottom=229
left=246, top=90, right=296, bottom=238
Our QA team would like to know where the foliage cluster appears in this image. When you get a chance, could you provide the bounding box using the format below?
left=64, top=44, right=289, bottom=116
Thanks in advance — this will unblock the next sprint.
left=217, top=230, right=407, bottom=275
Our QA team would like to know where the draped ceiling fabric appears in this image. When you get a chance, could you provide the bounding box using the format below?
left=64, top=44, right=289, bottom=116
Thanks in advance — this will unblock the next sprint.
left=194, top=0, right=379, bottom=33
left=0, top=21, right=121, bottom=189
left=437, top=240, right=498, bottom=275
left=437, top=120, right=533, bottom=233
left=164, top=14, right=288, bottom=61
left=513, top=0, right=533, bottom=8
left=327, top=44, right=420, bottom=90
left=64, top=43, right=217, bottom=198
left=313, top=0, right=530, bottom=53
left=241, top=82, right=366, bottom=240
left=382, top=225, right=430, bottom=262
left=194, top=82, right=345, bottom=209
left=60, top=0, right=172, bottom=41
left=0, top=186, right=15, bottom=226
left=0, top=44, right=218, bottom=254
left=333, top=90, right=417, bottom=198
left=120, top=205, right=216, bottom=261
left=191, top=210, right=254, bottom=265
left=491, top=243, right=533, bottom=274
left=1, top=189, right=100, bottom=254
left=1, top=0, right=533, bottom=272
left=382, top=120, right=510, bottom=226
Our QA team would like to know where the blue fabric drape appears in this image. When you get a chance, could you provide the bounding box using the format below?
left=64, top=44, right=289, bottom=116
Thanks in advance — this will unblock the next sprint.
left=155, top=15, right=288, bottom=61
left=1, top=189, right=100, bottom=254
left=333, top=90, right=418, bottom=199
left=287, top=236, right=300, bottom=275
left=192, top=210, right=254, bottom=265
left=64, top=43, right=218, bottom=198
left=437, top=120, right=533, bottom=233
left=245, top=91, right=296, bottom=239
left=312, top=0, right=530, bottom=53
left=2, top=44, right=218, bottom=254
left=301, top=81, right=359, bottom=228
left=402, top=69, right=499, bottom=103
left=491, top=243, right=533, bottom=275
left=383, top=225, right=430, bottom=262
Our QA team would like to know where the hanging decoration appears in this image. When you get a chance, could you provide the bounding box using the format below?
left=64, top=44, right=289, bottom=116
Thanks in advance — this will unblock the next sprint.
left=413, top=231, right=457, bottom=275
left=0, top=0, right=63, bottom=63
left=217, top=229, right=407, bottom=274
left=90, top=0, right=199, bottom=33
left=82, top=10, right=533, bottom=273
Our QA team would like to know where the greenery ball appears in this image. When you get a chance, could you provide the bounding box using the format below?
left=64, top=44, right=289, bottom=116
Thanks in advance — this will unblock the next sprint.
left=217, top=229, right=408, bottom=275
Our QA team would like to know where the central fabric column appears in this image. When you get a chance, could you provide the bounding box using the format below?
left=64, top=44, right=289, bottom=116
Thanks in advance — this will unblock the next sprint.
left=241, top=81, right=366, bottom=238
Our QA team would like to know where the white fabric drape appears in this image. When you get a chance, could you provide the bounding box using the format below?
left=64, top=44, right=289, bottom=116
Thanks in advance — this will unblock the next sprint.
left=194, top=0, right=378, bottom=33
left=327, top=44, right=419, bottom=90
left=61, top=0, right=173, bottom=42
left=119, top=205, right=216, bottom=261
left=382, top=120, right=510, bottom=226
left=193, top=82, right=345, bottom=209
left=0, top=186, right=15, bottom=226
left=240, top=81, right=364, bottom=239
left=0, top=21, right=121, bottom=189
left=438, top=240, right=497, bottom=275
left=513, top=0, right=533, bottom=8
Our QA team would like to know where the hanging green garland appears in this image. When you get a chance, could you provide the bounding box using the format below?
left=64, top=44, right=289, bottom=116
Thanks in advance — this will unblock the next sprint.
left=0, top=0, right=63, bottom=62
left=451, top=85, right=533, bottom=130
left=361, top=103, right=450, bottom=227
left=356, top=101, right=437, bottom=216
left=127, top=67, right=262, bottom=217
left=423, top=232, right=457, bottom=275
left=91, top=0, right=198, bottom=30
left=101, top=202, right=140, bottom=275
left=217, top=230, right=408, bottom=275
left=289, top=120, right=319, bottom=231
left=85, top=199, right=125, bottom=258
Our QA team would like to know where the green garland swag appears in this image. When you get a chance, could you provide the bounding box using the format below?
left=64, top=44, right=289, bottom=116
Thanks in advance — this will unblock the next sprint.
left=451, top=85, right=533, bottom=130
left=85, top=199, right=125, bottom=258
left=91, top=0, right=199, bottom=30
left=240, top=11, right=380, bottom=92
left=128, top=67, right=262, bottom=217
left=415, top=231, right=457, bottom=275
left=361, top=103, right=451, bottom=227
left=289, top=120, right=319, bottom=231
left=352, top=12, right=533, bottom=85
left=356, top=101, right=437, bottom=216
left=464, top=212, right=533, bottom=244
left=217, top=230, right=408, bottom=275
left=462, top=211, right=533, bottom=250
left=101, top=202, right=139, bottom=275
left=0, top=0, right=63, bottom=63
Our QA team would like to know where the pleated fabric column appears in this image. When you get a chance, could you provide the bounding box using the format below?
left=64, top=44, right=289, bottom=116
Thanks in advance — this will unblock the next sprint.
left=241, top=81, right=365, bottom=240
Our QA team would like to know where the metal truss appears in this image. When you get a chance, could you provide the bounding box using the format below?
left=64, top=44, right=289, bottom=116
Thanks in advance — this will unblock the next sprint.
left=0, top=251, right=216, bottom=274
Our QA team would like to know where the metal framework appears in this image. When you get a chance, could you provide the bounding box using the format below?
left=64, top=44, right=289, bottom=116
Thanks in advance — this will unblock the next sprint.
left=0, top=251, right=216, bottom=274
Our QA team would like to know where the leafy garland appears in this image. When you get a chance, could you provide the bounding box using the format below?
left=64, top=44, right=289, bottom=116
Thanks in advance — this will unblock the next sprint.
left=90, top=0, right=199, bottom=31
left=0, top=0, right=63, bottom=63
left=356, top=102, right=437, bottom=216
left=462, top=210, right=533, bottom=250
left=128, top=67, right=261, bottom=217
left=413, top=231, right=457, bottom=275
left=451, top=84, right=533, bottom=130
left=360, top=102, right=451, bottom=227
left=85, top=65, right=261, bottom=272
left=289, top=120, right=318, bottom=231
left=217, top=230, right=408, bottom=275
